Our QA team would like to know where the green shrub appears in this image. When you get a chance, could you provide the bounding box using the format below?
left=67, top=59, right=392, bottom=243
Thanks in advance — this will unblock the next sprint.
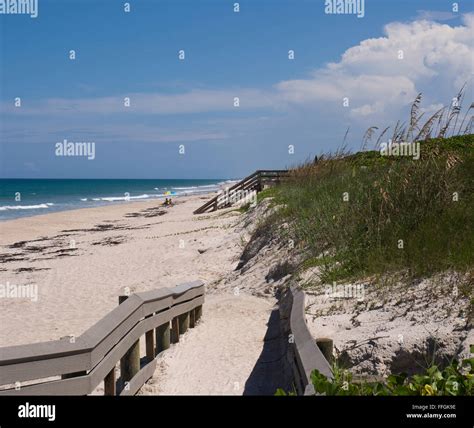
left=309, top=353, right=474, bottom=396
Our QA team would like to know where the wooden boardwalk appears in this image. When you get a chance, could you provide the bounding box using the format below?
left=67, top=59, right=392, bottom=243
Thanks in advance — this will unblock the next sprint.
left=193, top=169, right=288, bottom=214
left=0, top=281, right=204, bottom=395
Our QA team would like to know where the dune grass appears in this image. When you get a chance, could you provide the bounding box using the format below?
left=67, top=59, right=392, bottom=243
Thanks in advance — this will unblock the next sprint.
left=261, top=89, right=474, bottom=283
left=266, top=131, right=473, bottom=283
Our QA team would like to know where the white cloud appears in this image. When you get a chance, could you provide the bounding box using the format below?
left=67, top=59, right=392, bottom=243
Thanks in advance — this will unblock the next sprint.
left=1, top=14, right=472, bottom=145
left=0, top=122, right=229, bottom=144
left=416, top=10, right=456, bottom=22
left=2, top=89, right=277, bottom=116
left=275, top=14, right=473, bottom=119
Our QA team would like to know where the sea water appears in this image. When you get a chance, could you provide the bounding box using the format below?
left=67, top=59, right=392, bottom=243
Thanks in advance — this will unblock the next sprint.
left=0, top=179, right=235, bottom=221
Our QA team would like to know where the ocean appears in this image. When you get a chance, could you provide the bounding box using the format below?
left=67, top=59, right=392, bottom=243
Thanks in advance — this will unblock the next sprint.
left=0, top=179, right=234, bottom=221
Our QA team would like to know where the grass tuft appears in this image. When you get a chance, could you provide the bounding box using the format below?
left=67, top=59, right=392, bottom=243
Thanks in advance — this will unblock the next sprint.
left=264, top=78, right=474, bottom=284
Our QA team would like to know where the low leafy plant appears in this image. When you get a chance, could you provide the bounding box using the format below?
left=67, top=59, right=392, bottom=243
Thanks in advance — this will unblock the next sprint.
left=309, top=351, right=474, bottom=396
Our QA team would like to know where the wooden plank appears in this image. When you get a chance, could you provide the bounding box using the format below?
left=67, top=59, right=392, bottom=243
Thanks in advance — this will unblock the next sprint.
left=0, top=373, right=90, bottom=396
left=119, top=359, right=157, bottom=396
left=87, top=298, right=203, bottom=391
left=85, top=309, right=176, bottom=390
left=0, top=292, right=203, bottom=385
left=194, top=170, right=288, bottom=214
left=290, top=287, right=333, bottom=392
left=141, top=281, right=204, bottom=315
left=82, top=294, right=143, bottom=349
left=0, top=349, right=91, bottom=385
left=170, top=280, right=204, bottom=296
left=88, top=297, right=203, bottom=390
left=170, top=285, right=204, bottom=306
left=0, top=296, right=204, bottom=395
left=193, top=171, right=261, bottom=213
left=141, top=296, right=173, bottom=321
left=0, top=338, right=89, bottom=366
left=0, top=283, right=205, bottom=393
left=85, top=281, right=202, bottom=361
left=87, top=282, right=202, bottom=366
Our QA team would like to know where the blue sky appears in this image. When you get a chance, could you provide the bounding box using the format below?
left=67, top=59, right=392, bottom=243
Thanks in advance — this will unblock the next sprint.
left=0, top=0, right=473, bottom=178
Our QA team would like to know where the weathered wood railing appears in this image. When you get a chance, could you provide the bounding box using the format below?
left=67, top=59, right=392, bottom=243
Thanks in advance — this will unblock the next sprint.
left=0, top=280, right=205, bottom=395
left=193, top=169, right=288, bottom=214
left=288, top=286, right=333, bottom=395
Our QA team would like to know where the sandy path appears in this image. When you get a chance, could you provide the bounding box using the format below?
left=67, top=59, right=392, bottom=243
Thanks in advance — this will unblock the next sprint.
left=141, top=293, right=276, bottom=395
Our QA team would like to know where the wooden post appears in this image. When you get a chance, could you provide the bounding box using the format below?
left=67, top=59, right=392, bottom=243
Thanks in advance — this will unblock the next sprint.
left=156, top=322, right=170, bottom=353
left=104, top=367, right=116, bottom=396
left=189, top=309, right=196, bottom=328
left=119, top=295, right=140, bottom=386
left=171, top=317, right=180, bottom=343
left=178, top=312, right=189, bottom=335
left=120, top=340, right=140, bottom=385
left=145, top=329, right=155, bottom=361
left=195, top=305, right=203, bottom=323
left=144, top=311, right=155, bottom=361
left=316, top=338, right=334, bottom=364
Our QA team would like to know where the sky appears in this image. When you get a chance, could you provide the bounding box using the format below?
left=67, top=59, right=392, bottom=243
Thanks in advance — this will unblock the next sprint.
left=0, top=0, right=473, bottom=179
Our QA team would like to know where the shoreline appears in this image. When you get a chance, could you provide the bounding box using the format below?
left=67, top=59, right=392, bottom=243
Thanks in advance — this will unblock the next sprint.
left=0, top=193, right=245, bottom=347
left=0, top=191, right=216, bottom=228
left=0, top=187, right=229, bottom=223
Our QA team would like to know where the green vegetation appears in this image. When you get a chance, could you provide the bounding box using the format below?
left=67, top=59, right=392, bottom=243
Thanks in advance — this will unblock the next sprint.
left=236, top=203, right=251, bottom=213
left=256, top=186, right=278, bottom=203
left=267, top=133, right=473, bottom=282
left=310, top=353, right=474, bottom=396
left=270, top=92, right=474, bottom=397
left=259, top=91, right=474, bottom=282
left=232, top=187, right=278, bottom=214
left=275, top=347, right=474, bottom=396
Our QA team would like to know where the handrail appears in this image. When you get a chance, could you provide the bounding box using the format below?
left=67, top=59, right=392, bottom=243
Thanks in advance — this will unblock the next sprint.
left=0, top=280, right=205, bottom=395
left=289, top=286, right=333, bottom=395
left=194, top=170, right=288, bottom=214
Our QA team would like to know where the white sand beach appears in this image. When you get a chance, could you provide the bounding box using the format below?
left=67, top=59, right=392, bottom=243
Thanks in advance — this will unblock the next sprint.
left=0, top=195, right=278, bottom=394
